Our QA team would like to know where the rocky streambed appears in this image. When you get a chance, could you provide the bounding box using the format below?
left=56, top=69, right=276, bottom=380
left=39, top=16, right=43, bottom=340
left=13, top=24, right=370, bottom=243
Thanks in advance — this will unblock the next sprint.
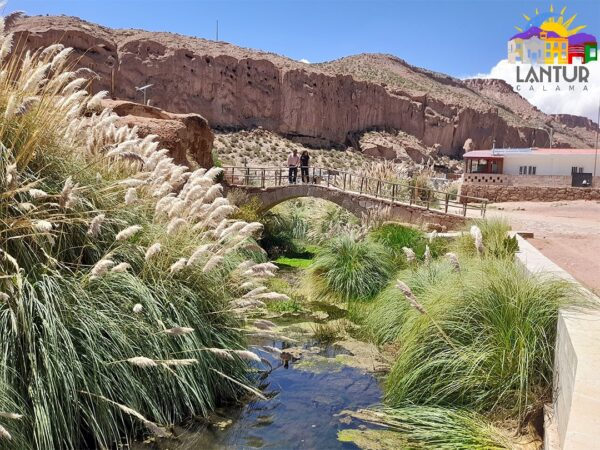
left=136, top=264, right=393, bottom=449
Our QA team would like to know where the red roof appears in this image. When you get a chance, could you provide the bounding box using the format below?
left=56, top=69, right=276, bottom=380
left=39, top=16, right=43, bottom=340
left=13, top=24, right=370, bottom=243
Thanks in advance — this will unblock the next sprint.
left=464, top=148, right=599, bottom=158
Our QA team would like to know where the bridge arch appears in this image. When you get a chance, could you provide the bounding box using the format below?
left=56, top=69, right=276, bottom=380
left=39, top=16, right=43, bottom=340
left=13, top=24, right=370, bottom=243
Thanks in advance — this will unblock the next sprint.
left=225, top=184, right=467, bottom=229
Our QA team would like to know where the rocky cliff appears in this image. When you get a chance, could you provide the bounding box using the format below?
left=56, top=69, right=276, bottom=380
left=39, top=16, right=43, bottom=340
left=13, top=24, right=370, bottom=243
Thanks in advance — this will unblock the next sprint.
left=9, top=15, right=597, bottom=157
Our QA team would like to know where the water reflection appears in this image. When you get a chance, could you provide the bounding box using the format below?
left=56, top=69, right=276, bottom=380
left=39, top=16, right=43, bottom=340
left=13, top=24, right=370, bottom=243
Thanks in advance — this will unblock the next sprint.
left=162, top=338, right=383, bottom=449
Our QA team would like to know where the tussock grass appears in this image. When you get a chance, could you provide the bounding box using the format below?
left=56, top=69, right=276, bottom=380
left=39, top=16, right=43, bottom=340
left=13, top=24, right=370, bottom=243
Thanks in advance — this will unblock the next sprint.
left=306, top=234, right=394, bottom=303
left=370, top=222, right=448, bottom=265
left=375, top=258, right=580, bottom=421
left=455, top=218, right=517, bottom=259
left=341, top=406, right=512, bottom=449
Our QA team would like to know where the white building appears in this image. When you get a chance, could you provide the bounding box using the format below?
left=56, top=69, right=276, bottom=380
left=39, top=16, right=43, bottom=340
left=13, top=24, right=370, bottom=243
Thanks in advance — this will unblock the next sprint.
left=464, top=147, right=599, bottom=177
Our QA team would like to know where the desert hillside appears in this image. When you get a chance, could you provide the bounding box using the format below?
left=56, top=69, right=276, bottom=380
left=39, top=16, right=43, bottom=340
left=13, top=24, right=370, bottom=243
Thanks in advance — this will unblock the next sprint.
left=8, top=15, right=597, bottom=159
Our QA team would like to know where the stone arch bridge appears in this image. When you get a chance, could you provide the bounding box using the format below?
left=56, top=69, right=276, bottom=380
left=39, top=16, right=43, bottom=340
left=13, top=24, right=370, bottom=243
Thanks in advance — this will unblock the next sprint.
left=222, top=166, right=487, bottom=230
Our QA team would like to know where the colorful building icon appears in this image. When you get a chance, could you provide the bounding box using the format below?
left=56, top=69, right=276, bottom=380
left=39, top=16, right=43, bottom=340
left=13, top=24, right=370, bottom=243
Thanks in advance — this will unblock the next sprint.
left=508, top=5, right=596, bottom=65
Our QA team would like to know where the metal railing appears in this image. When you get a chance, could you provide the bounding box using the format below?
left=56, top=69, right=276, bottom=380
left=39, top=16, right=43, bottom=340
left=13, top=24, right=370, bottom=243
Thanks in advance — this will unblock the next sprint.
left=223, top=166, right=488, bottom=218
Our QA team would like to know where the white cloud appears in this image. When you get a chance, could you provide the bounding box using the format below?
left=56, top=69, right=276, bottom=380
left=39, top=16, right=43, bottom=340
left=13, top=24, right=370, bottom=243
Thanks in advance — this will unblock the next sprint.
left=468, top=59, right=599, bottom=122
left=299, top=58, right=311, bottom=64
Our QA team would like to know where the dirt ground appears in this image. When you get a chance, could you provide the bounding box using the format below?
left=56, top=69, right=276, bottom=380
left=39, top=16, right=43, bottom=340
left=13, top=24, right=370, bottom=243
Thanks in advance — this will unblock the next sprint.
left=483, top=200, right=600, bottom=294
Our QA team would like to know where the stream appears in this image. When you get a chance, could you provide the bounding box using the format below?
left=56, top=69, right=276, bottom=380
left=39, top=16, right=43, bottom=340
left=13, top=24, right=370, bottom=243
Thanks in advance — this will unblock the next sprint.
left=140, top=313, right=386, bottom=449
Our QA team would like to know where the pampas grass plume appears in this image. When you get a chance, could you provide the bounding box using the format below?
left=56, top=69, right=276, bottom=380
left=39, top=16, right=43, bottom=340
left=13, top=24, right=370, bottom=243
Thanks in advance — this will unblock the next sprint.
left=116, top=225, right=142, bottom=241
left=144, top=243, right=161, bottom=261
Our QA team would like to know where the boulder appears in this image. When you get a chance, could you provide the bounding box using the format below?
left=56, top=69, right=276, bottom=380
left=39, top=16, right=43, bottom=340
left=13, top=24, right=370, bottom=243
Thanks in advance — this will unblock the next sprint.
left=102, top=99, right=214, bottom=168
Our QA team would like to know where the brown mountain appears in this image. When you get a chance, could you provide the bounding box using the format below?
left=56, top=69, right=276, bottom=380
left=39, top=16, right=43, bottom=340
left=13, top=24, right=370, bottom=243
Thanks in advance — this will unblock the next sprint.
left=8, top=15, right=598, bottom=157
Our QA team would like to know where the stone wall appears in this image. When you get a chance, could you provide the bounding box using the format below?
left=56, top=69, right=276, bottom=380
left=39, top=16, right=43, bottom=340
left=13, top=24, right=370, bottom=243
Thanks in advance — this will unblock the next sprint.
left=462, top=174, right=600, bottom=188
left=460, top=183, right=600, bottom=203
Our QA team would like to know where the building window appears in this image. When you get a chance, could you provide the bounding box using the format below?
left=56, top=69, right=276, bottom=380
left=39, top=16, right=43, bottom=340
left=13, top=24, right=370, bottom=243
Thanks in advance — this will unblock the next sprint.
left=562, top=43, right=566, bottom=49
left=561, top=52, right=566, bottom=58
left=554, top=42, right=558, bottom=48
left=519, top=165, right=530, bottom=175
left=571, top=167, right=584, bottom=174
left=516, top=43, right=522, bottom=49
left=546, top=52, right=550, bottom=57
left=546, top=43, right=551, bottom=49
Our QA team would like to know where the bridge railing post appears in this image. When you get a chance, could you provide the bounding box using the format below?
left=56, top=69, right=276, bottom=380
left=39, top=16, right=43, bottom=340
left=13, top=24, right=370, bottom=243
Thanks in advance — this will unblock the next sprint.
left=444, top=193, right=449, bottom=213
left=392, top=183, right=396, bottom=203
left=359, top=177, right=364, bottom=195
left=261, top=169, right=265, bottom=188
left=375, top=180, right=380, bottom=198
left=245, top=167, right=250, bottom=186
left=463, top=202, right=468, bottom=217
left=343, top=173, right=347, bottom=191
left=327, top=171, right=330, bottom=188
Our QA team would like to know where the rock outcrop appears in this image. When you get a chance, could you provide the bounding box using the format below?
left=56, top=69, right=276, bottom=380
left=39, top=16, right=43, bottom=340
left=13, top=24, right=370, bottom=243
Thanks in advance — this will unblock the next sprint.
left=103, top=100, right=214, bottom=168
left=9, top=16, right=597, bottom=157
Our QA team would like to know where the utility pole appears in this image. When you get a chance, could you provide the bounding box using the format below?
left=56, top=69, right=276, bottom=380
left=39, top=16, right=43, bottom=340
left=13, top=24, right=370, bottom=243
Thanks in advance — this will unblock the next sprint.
left=594, top=98, right=600, bottom=178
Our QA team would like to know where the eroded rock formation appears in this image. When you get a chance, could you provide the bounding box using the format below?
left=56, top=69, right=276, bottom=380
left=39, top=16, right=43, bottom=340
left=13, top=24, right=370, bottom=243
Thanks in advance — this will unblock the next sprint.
left=103, top=100, right=214, bottom=168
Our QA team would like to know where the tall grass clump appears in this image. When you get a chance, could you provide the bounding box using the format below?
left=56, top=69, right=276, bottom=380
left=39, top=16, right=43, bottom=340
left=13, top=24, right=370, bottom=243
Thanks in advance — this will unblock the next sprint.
left=0, top=20, right=275, bottom=448
left=341, top=407, right=512, bottom=449
left=362, top=259, right=459, bottom=344
left=306, top=234, right=394, bottom=303
left=384, top=258, right=579, bottom=422
left=456, top=217, right=517, bottom=259
left=369, top=222, right=447, bottom=265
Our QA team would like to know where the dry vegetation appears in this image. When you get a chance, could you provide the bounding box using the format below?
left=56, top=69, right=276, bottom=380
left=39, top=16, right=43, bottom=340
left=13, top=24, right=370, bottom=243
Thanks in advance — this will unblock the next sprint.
left=213, top=128, right=460, bottom=177
left=214, top=128, right=380, bottom=170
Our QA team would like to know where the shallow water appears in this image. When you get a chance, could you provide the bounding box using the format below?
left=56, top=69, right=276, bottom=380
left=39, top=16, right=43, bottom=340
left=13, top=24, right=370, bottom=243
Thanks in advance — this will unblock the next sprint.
left=158, top=335, right=384, bottom=449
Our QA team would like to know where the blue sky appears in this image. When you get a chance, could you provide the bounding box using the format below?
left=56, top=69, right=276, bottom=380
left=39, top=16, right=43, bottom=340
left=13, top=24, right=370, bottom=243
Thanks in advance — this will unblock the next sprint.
left=6, top=0, right=600, bottom=77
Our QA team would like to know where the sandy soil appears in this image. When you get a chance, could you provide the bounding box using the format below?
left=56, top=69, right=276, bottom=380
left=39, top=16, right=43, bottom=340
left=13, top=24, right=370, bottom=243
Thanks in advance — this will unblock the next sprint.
left=484, top=200, right=600, bottom=294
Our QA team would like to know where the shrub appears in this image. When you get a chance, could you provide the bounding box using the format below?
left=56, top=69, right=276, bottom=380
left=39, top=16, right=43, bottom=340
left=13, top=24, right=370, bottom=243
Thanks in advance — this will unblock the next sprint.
left=228, top=190, right=263, bottom=223
left=259, top=206, right=308, bottom=258
left=306, top=234, right=394, bottom=303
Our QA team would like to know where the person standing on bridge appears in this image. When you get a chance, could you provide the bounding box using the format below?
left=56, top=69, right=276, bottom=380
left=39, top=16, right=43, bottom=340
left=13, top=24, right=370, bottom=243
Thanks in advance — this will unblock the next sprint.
left=287, top=149, right=300, bottom=184
left=300, top=150, right=310, bottom=183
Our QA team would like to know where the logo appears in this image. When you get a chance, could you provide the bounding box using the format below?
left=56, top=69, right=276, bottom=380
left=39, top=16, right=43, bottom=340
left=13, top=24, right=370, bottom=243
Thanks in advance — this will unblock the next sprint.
left=507, top=5, right=596, bottom=90
left=508, top=5, right=597, bottom=65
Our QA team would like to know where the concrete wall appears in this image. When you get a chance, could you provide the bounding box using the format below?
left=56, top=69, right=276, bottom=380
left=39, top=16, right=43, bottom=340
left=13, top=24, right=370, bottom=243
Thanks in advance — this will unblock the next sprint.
left=515, top=236, right=600, bottom=449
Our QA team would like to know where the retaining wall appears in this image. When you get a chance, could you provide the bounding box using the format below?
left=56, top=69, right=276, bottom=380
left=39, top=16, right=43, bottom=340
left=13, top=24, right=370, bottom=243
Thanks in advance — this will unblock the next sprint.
left=515, top=235, right=600, bottom=449
left=460, top=184, right=600, bottom=203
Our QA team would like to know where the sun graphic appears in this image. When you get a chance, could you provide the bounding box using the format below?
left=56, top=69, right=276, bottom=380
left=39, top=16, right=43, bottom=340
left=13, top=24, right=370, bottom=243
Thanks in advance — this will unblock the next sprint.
left=515, top=4, right=587, bottom=37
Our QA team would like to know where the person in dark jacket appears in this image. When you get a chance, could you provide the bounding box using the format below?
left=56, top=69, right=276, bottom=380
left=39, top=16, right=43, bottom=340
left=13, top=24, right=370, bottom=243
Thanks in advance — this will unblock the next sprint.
left=300, top=150, right=310, bottom=183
